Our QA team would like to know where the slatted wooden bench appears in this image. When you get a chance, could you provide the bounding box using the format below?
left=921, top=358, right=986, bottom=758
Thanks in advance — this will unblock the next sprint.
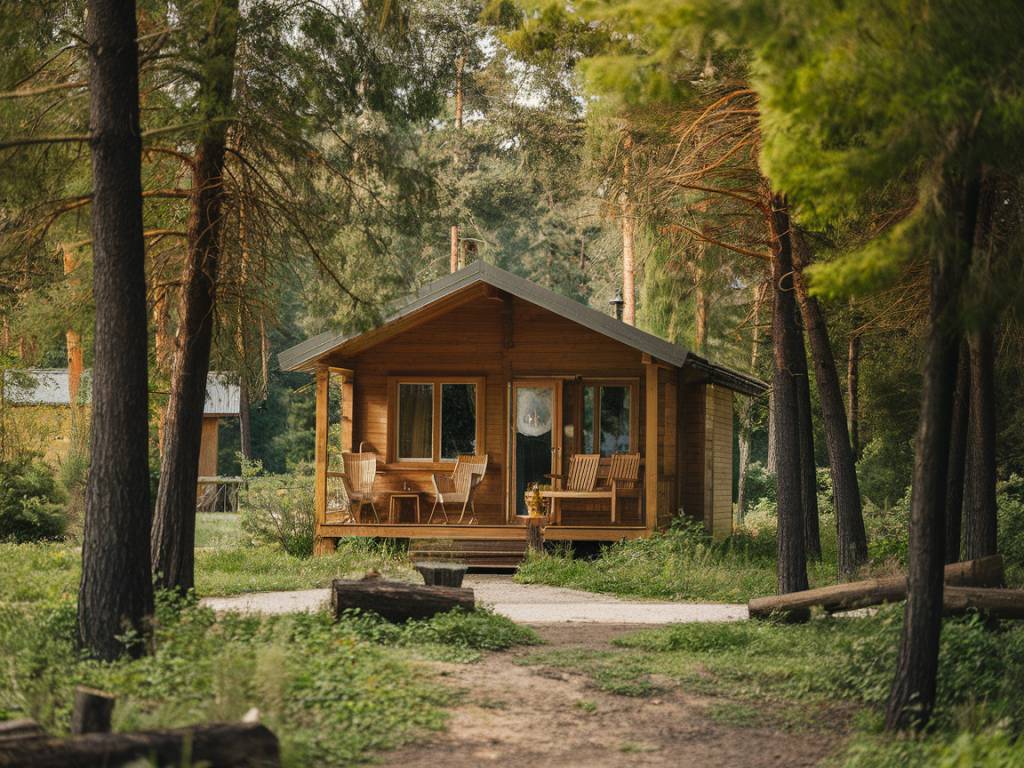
left=542, top=452, right=641, bottom=524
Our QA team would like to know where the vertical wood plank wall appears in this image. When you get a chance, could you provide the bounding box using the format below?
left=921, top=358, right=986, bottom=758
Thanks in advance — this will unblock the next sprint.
left=704, top=384, right=735, bottom=539
left=197, top=416, right=220, bottom=478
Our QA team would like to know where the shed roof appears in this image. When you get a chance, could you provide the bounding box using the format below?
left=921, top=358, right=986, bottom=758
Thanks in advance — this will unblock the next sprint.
left=278, top=261, right=767, bottom=396
left=2, top=369, right=241, bottom=416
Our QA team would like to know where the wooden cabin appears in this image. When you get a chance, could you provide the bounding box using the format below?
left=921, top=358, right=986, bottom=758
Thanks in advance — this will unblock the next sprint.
left=278, top=262, right=766, bottom=555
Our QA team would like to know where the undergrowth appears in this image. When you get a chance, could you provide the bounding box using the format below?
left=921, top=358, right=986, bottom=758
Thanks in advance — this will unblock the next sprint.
left=0, top=594, right=535, bottom=766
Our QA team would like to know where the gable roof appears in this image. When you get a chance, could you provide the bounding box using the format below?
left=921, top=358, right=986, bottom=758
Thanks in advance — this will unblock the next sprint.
left=279, top=261, right=766, bottom=396
left=2, top=369, right=241, bottom=416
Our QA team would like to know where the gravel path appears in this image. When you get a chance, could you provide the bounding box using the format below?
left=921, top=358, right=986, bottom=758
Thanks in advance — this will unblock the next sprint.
left=201, top=574, right=747, bottom=623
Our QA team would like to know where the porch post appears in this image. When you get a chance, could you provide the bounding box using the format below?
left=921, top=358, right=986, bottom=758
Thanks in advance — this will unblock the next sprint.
left=644, top=360, right=660, bottom=534
left=313, top=365, right=335, bottom=555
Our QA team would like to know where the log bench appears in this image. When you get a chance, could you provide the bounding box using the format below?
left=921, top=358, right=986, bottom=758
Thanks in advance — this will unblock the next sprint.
left=331, top=578, right=475, bottom=622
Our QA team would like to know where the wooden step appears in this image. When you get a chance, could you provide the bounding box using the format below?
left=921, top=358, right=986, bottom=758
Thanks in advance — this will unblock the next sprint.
left=409, top=539, right=528, bottom=569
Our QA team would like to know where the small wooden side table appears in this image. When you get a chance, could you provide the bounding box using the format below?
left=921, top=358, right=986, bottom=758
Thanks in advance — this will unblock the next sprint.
left=389, top=493, right=421, bottom=524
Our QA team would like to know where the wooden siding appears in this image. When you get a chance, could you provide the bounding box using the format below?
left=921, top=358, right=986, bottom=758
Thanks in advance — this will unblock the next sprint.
left=704, top=384, right=734, bottom=540
left=678, top=381, right=706, bottom=525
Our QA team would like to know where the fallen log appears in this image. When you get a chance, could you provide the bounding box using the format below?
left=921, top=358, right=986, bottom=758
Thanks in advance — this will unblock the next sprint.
left=749, top=556, right=1004, bottom=619
left=0, top=719, right=45, bottom=744
left=331, top=578, right=475, bottom=622
left=944, top=586, right=1024, bottom=620
left=0, top=722, right=279, bottom=768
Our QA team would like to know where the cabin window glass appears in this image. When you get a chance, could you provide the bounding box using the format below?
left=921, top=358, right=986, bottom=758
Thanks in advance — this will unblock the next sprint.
left=578, top=382, right=634, bottom=457
left=581, top=385, right=595, bottom=454
left=599, top=385, right=631, bottom=456
left=397, top=383, right=433, bottom=460
left=441, top=383, right=477, bottom=458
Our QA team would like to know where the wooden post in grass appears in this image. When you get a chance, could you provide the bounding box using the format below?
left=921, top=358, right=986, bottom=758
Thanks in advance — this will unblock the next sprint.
left=525, top=514, right=547, bottom=555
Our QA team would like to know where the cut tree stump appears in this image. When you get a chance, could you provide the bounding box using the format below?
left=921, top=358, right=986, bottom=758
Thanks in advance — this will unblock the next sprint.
left=413, top=561, right=468, bottom=588
left=70, top=686, right=115, bottom=735
left=0, top=722, right=280, bottom=768
left=749, top=556, right=1004, bottom=619
left=331, top=578, right=475, bottom=622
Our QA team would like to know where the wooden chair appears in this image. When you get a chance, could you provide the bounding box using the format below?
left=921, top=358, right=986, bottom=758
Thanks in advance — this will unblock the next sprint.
left=605, top=452, right=641, bottom=523
left=429, top=454, right=489, bottom=524
left=339, top=451, right=380, bottom=523
left=541, top=453, right=600, bottom=525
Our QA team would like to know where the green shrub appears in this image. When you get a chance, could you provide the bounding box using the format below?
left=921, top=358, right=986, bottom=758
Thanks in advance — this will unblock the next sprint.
left=742, top=461, right=776, bottom=506
left=238, top=460, right=314, bottom=558
left=0, top=457, right=65, bottom=542
left=998, top=474, right=1024, bottom=578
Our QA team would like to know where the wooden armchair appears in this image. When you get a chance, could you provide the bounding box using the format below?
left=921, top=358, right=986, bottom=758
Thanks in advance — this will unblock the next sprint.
left=339, top=451, right=380, bottom=523
left=604, top=452, right=641, bottom=523
left=429, top=454, right=489, bottom=524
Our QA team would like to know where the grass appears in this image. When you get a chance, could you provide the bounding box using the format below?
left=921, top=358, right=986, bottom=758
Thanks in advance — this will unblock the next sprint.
left=0, top=513, right=414, bottom=604
left=518, top=609, right=1024, bottom=767
left=516, top=519, right=841, bottom=603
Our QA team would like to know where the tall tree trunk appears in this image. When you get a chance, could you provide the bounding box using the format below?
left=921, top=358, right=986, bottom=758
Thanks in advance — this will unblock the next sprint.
left=793, top=241, right=868, bottom=578
left=793, top=321, right=821, bottom=561
left=151, top=0, right=239, bottom=594
left=62, top=247, right=84, bottom=404
left=769, top=194, right=809, bottom=594
left=963, top=325, right=997, bottom=558
left=78, top=0, right=154, bottom=660
left=736, top=282, right=766, bottom=524
left=767, top=392, right=777, bottom=474
left=449, top=53, right=464, bottom=273
left=885, top=166, right=977, bottom=732
left=847, top=331, right=861, bottom=459
left=621, top=133, right=636, bottom=326
left=944, top=341, right=970, bottom=564
left=238, top=374, right=253, bottom=461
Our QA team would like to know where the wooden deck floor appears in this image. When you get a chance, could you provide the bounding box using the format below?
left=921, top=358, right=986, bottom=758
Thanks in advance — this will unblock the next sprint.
left=318, top=522, right=649, bottom=542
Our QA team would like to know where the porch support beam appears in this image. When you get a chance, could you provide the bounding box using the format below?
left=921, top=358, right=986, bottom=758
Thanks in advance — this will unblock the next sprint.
left=644, top=361, right=660, bottom=534
left=313, top=365, right=335, bottom=555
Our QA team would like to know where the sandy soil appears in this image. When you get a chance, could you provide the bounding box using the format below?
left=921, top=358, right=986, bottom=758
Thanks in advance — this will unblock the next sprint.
left=374, top=623, right=843, bottom=768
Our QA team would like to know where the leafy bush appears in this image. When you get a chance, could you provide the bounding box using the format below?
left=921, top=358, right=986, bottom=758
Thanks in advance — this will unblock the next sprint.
left=857, top=434, right=913, bottom=510
left=742, top=460, right=776, bottom=507
left=998, top=474, right=1024, bottom=580
left=0, top=457, right=65, bottom=542
left=239, top=460, right=315, bottom=557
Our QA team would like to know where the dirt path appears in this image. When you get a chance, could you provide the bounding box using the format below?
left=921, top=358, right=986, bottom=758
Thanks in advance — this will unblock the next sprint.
left=202, top=574, right=747, bottom=623
left=376, top=624, right=841, bottom=768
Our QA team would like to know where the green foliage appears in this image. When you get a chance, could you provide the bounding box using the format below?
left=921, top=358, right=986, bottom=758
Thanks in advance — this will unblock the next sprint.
left=238, top=460, right=315, bottom=557
left=0, top=595, right=534, bottom=765
left=0, top=456, right=65, bottom=543
left=517, top=517, right=835, bottom=602
left=998, top=475, right=1024, bottom=582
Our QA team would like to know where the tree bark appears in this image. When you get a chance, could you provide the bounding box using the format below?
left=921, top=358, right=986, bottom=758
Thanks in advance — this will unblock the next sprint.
left=963, top=325, right=997, bottom=558
left=0, top=723, right=280, bottom=768
left=885, top=167, right=977, bottom=732
left=769, top=194, right=809, bottom=594
left=793, top=315, right=821, bottom=561
left=793, top=241, right=868, bottom=578
left=944, top=342, right=970, bottom=564
left=151, top=0, right=239, bottom=594
left=737, top=285, right=764, bottom=524
left=846, top=331, right=861, bottom=459
left=78, top=0, right=154, bottom=661
left=621, top=133, right=636, bottom=326
left=238, top=374, right=253, bottom=461
left=449, top=53, right=464, bottom=273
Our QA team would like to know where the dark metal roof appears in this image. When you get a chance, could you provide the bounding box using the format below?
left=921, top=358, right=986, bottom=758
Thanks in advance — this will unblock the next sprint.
left=278, top=261, right=767, bottom=396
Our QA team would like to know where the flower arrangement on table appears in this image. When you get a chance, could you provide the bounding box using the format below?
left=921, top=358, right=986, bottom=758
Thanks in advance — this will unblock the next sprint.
left=524, top=482, right=552, bottom=517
